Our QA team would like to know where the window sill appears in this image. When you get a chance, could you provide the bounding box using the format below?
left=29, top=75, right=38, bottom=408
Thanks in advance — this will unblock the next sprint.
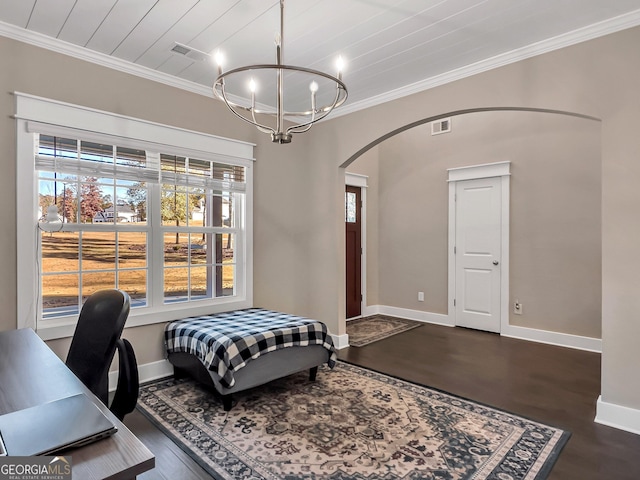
left=36, top=296, right=253, bottom=341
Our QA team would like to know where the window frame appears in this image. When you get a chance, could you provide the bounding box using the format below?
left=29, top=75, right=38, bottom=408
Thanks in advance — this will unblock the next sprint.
left=16, top=92, right=255, bottom=340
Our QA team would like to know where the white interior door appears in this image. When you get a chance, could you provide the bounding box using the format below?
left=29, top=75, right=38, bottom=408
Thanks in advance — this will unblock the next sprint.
left=455, top=177, right=502, bottom=332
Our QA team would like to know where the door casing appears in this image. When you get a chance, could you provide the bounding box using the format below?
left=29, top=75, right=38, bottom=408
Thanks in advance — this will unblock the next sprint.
left=345, top=173, right=367, bottom=318
left=447, top=161, right=510, bottom=332
left=346, top=185, right=362, bottom=318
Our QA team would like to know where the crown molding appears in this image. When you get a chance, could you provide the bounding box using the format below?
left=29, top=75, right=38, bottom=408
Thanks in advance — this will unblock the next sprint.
left=0, top=21, right=282, bottom=118
left=0, top=20, right=213, bottom=98
left=331, top=8, right=640, bottom=119
left=2, top=8, right=640, bottom=120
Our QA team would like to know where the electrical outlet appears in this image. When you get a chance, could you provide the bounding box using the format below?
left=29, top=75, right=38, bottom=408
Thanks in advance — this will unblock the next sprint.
left=513, top=300, right=523, bottom=315
left=418, top=291, right=424, bottom=302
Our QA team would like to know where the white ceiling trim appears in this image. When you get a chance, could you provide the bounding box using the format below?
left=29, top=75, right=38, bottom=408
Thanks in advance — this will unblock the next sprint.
left=0, top=20, right=212, bottom=98
left=2, top=8, right=640, bottom=121
left=332, top=8, right=640, bottom=119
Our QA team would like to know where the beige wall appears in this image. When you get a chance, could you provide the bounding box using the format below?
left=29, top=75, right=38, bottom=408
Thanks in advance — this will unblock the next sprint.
left=1, top=24, right=640, bottom=411
left=348, top=110, right=602, bottom=338
left=313, top=27, right=639, bottom=410
left=0, top=36, right=318, bottom=361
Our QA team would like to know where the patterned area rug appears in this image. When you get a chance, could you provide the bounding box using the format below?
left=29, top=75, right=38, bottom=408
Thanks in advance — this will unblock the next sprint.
left=137, top=362, right=569, bottom=480
left=347, top=315, right=422, bottom=347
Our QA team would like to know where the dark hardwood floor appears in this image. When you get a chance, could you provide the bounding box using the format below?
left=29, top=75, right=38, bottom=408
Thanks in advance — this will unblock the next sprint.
left=125, top=322, right=640, bottom=479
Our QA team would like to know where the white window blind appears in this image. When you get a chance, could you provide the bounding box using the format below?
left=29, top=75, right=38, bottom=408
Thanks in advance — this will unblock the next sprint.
left=159, top=155, right=246, bottom=193
left=34, top=135, right=246, bottom=192
left=30, top=121, right=160, bottom=185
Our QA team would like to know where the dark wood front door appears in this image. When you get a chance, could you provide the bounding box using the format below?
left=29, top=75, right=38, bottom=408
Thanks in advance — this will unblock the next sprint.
left=345, top=185, right=362, bottom=318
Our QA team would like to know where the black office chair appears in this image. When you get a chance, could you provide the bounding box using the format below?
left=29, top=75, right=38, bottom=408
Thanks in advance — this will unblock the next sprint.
left=65, top=289, right=139, bottom=421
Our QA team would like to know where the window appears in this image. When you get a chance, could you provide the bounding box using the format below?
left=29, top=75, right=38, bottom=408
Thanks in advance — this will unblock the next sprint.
left=159, top=154, right=244, bottom=304
left=345, top=191, right=357, bottom=223
left=37, top=136, right=152, bottom=317
left=16, top=93, right=254, bottom=339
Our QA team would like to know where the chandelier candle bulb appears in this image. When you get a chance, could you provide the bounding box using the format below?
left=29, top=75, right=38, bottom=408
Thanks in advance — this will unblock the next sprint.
left=336, top=56, right=345, bottom=80
left=214, top=50, right=224, bottom=77
left=310, top=82, right=318, bottom=114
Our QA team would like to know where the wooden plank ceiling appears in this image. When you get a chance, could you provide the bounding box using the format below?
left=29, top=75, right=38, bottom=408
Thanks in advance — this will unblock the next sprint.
left=1, top=0, right=640, bottom=113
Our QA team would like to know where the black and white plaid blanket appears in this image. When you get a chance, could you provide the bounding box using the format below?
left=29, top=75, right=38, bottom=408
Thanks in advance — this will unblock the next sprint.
left=165, top=308, right=337, bottom=388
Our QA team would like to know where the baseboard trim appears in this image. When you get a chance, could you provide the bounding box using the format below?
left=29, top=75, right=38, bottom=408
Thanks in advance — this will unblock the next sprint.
left=109, top=358, right=173, bottom=392
left=363, top=305, right=454, bottom=327
left=362, top=305, right=601, bottom=352
left=361, top=305, right=379, bottom=317
left=331, top=333, right=350, bottom=350
left=595, top=395, right=640, bottom=435
left=501, top=325, right=602, bottom=353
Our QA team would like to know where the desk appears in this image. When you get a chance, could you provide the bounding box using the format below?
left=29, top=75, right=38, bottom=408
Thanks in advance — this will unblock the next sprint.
left=0, top=328, right=154, bottom=480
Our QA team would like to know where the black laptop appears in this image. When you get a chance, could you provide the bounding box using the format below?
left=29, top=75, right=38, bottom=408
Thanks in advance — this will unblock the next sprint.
left=0, top=393, right=117, bottom=456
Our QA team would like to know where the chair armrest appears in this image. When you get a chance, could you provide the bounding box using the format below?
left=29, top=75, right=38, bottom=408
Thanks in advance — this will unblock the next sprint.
left=110, top=338, right=139, bottom=421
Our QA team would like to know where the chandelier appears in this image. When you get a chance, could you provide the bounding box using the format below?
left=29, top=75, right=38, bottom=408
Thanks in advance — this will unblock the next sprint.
left=212, top=0, right=348, bottom=144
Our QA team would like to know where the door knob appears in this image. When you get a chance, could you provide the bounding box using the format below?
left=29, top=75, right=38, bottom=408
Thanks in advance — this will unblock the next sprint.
left=493, top=260, right=499, bottom=265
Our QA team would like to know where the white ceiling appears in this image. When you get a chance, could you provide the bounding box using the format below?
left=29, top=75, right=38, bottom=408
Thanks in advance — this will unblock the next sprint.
left=2, top=0, right=640, bottom=117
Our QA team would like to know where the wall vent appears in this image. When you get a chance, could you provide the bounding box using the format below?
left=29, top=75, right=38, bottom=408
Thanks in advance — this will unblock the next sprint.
left=431, top=118, right=451, bottom=135
left=170, top=42, right=210, bottom=62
